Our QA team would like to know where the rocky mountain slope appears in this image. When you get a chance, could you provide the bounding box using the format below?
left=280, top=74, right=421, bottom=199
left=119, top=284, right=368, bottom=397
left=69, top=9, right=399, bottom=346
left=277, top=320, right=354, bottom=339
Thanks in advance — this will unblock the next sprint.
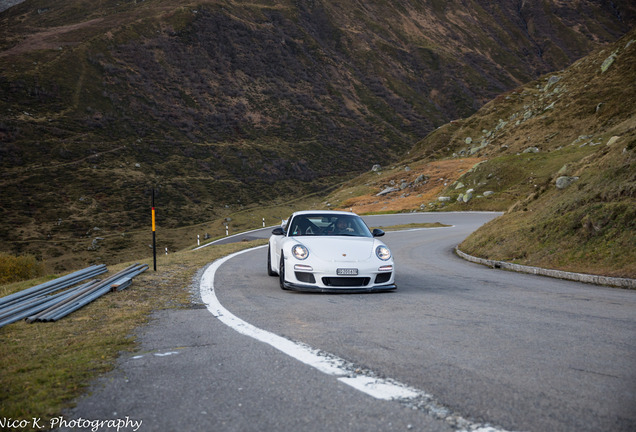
left=330, top=28, right=636, bottom=278
left=1, top=0, right=635, bottom=271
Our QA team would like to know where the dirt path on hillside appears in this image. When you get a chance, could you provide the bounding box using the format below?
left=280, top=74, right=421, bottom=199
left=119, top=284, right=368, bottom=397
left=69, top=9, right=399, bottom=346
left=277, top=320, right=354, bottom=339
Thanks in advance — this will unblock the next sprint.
left=1, top=18, right=105, bottom=57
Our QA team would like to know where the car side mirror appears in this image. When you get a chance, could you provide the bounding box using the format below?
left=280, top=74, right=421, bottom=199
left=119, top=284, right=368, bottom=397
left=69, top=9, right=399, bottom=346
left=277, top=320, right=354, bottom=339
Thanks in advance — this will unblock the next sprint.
left=272, top=227, right=285, bottom=235
left=372, top=228, right=385, bottom=237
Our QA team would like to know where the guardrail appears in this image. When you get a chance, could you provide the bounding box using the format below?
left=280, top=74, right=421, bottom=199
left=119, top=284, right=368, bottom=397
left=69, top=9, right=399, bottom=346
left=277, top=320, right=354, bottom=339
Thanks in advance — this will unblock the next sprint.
left=0, top=263, right=148, bottom=328
left=455, top=247, right=636, bottom=289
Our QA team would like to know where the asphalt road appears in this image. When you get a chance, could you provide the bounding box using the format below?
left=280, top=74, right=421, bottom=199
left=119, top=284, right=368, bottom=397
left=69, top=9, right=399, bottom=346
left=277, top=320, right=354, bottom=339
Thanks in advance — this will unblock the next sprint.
left=63, top=212, right=636, bottom=432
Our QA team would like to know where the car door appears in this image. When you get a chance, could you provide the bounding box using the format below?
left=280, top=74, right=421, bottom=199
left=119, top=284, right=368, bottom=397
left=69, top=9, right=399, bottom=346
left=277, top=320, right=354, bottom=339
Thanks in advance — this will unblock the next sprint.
left=270, top=215, right=292, bottom=273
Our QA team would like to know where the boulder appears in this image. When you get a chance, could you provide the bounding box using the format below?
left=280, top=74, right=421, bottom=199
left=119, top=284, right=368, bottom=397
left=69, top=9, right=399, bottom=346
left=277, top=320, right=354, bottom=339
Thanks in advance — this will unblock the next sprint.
left=414, top=174, right=428, bottom=185
left=377, top=186, right=399, bottom=196
left=556, top=176, right=579, bottom=189
left=601, top=51, right=617, bottom=73
left=88, top=237, right=105, bottom=251
left=544, top=75, right=561, bottom=91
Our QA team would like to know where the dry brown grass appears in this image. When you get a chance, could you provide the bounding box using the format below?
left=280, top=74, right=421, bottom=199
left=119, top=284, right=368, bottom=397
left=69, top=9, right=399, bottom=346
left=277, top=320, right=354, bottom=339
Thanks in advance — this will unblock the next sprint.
left=332, top=158, right=483, bottom=214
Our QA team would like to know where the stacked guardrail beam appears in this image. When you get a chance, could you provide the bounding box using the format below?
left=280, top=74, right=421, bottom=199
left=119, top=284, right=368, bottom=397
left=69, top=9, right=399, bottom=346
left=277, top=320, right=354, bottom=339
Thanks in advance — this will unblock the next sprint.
left=27, top=264, right=148, bottom=323
left=0, top=263, right=148, bottom=328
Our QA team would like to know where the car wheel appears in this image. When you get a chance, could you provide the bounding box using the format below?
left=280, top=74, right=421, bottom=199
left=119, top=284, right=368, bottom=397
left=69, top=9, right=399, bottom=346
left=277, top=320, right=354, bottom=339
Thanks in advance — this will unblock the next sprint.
left=279, top=253, right=290, bottom=290
left=267, top=247, right=277, bottom=276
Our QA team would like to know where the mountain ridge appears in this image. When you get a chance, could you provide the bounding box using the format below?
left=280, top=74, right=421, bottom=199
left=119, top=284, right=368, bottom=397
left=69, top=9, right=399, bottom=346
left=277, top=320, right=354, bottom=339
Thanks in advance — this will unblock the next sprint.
left=329, top=28, right=636, bottom=278
left=1, top=0, right=635, bottom=271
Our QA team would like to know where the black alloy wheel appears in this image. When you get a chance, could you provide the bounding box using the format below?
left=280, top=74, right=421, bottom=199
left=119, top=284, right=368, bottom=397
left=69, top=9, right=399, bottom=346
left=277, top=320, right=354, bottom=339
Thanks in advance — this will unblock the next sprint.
left=279, top=254, right=289, bottom=290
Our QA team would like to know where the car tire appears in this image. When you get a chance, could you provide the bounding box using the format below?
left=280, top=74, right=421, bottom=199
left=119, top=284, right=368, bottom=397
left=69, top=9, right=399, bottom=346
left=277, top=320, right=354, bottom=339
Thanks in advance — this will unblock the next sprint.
left=267, top=247, right=277, bottom=276
left=279, top=253, right=290, bottom=290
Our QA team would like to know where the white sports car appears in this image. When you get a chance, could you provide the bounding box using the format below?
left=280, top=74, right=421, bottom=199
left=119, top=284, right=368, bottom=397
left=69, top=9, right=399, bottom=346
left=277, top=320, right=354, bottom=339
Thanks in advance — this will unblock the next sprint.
left=267, top=210, right=396, bottom=293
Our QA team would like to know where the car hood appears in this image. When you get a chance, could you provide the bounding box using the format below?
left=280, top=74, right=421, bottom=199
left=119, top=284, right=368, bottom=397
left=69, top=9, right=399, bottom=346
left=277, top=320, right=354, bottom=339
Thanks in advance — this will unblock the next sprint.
left=299, top=237, right=378, bottom=262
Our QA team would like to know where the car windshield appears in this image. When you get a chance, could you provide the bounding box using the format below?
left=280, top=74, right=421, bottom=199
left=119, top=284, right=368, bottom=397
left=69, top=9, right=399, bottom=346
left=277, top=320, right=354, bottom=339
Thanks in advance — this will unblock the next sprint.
left=287, top=214, right=372, bottom=238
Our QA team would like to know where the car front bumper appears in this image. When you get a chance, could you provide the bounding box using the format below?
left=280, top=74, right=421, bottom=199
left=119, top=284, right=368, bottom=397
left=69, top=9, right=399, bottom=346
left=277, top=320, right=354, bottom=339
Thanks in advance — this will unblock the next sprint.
left=283, top=260, right=397, bottom=293
left=282, top=280, right=397, bottom=293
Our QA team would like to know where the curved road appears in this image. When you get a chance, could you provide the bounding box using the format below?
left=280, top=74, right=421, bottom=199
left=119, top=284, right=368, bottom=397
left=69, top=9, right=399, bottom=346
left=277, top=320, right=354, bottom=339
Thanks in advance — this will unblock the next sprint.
left=65, top=212, right=636, bottom=432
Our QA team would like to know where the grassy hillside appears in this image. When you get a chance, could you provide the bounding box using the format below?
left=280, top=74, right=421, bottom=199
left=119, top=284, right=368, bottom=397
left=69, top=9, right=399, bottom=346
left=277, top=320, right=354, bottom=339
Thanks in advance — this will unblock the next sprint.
left=1, top=0, right=635, bottom=272
left=330, top=29, right=636, bottom=278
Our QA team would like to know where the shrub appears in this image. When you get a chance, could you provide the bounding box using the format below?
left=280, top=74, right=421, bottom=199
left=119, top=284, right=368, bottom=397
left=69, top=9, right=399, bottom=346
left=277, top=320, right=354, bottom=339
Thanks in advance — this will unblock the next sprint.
left=0, top=252, right=46, bottom=285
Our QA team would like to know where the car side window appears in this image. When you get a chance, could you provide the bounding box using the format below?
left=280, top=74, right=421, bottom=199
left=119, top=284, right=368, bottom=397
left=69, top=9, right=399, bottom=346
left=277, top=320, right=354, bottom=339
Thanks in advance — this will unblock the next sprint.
left=290, top=216, right=306, bottom=236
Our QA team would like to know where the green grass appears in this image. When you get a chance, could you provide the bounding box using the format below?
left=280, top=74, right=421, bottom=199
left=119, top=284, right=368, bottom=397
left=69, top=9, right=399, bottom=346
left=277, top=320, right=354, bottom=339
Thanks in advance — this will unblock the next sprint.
left=459, top=142, right=636, bottom=278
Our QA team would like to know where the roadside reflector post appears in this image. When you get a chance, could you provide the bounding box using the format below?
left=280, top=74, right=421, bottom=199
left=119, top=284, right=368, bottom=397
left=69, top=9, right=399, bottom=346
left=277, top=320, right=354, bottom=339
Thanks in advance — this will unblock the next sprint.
left=263, top=218, right=265, bottom=227
left=152, top=189, right=157, bottom=271
left=197, top=234, right=200, bottom=246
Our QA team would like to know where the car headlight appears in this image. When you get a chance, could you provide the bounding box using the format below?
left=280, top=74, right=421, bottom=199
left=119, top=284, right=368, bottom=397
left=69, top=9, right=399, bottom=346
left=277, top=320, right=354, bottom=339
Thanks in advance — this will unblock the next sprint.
left=376, top=245, right=391, bottom=261
left=292, top=244, right=309, bottom=260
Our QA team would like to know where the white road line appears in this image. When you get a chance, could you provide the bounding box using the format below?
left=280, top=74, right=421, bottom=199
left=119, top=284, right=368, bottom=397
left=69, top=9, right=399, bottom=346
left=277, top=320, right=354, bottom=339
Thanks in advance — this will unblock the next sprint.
left=199, top=246, right=513, bottom=432
left=337, top=375, right=421, bottom=400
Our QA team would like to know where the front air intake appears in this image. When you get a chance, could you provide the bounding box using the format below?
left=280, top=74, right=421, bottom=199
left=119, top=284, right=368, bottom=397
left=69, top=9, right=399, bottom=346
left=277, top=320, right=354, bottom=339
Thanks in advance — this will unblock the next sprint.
left=374, top=273, right=392, bottom=284
left=322, top=277, right=370, bottom=287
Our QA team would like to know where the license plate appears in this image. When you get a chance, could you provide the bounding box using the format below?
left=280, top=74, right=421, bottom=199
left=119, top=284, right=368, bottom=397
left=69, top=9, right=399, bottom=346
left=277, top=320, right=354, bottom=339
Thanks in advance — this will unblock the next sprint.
left=337, top=268, right=358, bottom=275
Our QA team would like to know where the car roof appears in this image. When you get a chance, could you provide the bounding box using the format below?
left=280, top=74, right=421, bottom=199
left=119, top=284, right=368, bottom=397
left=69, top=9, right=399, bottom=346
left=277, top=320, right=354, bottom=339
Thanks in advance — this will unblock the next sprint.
left=290, top=210, right=358, bottom=217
